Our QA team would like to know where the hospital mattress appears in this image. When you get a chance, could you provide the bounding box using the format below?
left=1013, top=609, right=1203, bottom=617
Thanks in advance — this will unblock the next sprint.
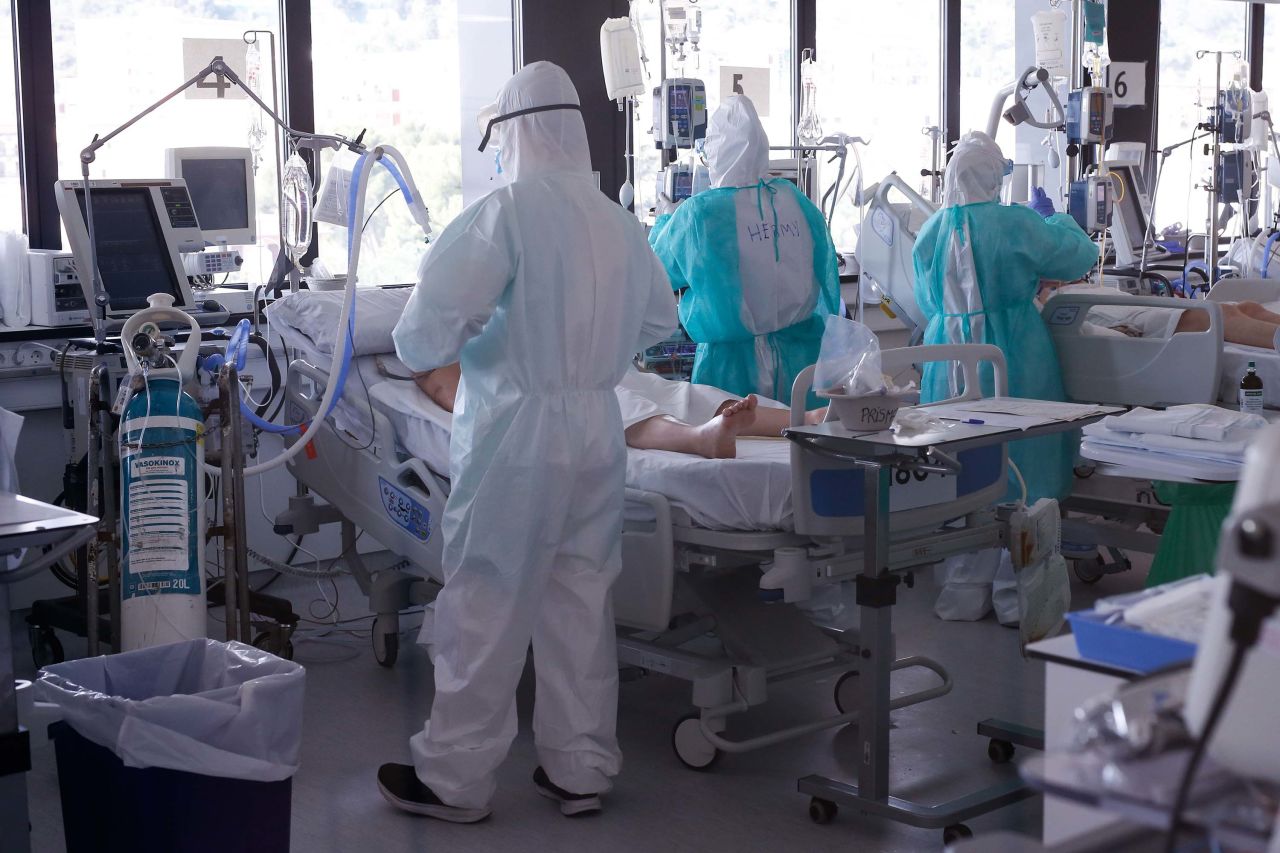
left=272, top=310, right=797, bottom=531
left=372, top=381, right=796, bottom=532
left=278, top=338, right=397, bottom=445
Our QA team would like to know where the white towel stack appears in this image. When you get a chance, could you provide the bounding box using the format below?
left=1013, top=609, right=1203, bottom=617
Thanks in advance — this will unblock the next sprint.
left=1080, top=404, right=1267, bottom=481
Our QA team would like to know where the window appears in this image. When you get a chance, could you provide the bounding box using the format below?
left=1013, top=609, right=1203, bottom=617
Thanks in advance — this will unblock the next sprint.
left=1155, top=0, right=1249, bottom=231
left=312, top=0, right=513, bottom=286
left=52, top=1, right=284, bottom=284
left=1265, top=8, right=1280, bottom=95
left=814, top=1, right=942, bottom=250
left=0, top=4, right=19, bottom=234
left=959, top=0, right=1017, bottom=141
left=631, top=2, right=795, bottom=216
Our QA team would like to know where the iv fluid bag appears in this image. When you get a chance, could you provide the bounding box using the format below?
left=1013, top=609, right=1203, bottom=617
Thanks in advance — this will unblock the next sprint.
left=1033, top=9, right=1069, bottom=79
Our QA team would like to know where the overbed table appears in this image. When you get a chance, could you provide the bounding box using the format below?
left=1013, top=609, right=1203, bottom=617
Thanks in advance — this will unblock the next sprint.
left=785, top=410, right=1118, bottom=841
left=0, top=492, right=97, bottom=853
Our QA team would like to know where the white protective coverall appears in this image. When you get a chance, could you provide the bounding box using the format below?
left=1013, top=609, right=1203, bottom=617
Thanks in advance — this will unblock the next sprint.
left=391, top=61, right=678, bottom=808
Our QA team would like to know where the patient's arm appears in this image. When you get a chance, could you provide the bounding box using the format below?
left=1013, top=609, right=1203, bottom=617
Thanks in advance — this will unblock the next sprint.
left=413, top=363, right=461, bottom=412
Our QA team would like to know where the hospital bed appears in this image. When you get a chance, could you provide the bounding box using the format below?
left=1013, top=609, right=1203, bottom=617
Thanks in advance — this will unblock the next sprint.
left=1041, top=283, right=1280, bottom=579
left=1046, top=279, right=1280, bottom=409
left=267, top=291, right=1014, bottom=766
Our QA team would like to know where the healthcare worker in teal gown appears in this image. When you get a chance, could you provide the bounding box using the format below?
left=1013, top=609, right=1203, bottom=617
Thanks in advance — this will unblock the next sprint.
left=913, top=130, right=1098, bottom=503
left=649, top=95, right=840, bottom=406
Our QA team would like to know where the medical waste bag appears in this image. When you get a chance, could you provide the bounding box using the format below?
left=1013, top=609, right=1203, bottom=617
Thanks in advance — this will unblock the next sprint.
left=36, top=638, right=304, bottom=780
left=1147, top=482, right=1236, bottom=588
left=38, top=639, right=303, bottom=853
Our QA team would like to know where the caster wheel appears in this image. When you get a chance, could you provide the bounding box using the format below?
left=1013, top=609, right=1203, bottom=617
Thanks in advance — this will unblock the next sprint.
left=251, top=631, right=294, bottom=660
left=808, top=797, right=838, bottom=825
left=30, top=627, right=64, bottom=668
left=943, top=823, right=973, bottom=845
left=619, top=665, right=649, bottom=683
left=987, top=738, right=1015, bottom=764
left=1073, top=557, right=1105, bottom=585
left=672, top=713, right=719, bottom=771
left=372, top=617, right=399, bottom=668
left=833, top=670, right=859, bottom=715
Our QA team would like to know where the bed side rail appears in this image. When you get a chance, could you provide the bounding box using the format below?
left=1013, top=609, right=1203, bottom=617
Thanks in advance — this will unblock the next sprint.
left=1042, top=291, right=1222, bottom=407
left=617, top=487, right=677, bottom=632
left=1205, top=277, right=1280, bottom=305
left=283, top=358, right=401, bottom=461
left=789, top=343, right=1007, bottom=425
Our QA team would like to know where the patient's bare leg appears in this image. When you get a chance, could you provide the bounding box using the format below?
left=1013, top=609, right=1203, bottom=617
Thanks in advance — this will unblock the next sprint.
left=1220, top=303, right=1280, bottom=349
left=625, top=396, right=759, bottom=459
left=1235, top=301, right=1280, bottom=325
left=733, top=405, right=829, bottom=437
left=1175, top=304, right=1280, bottom=349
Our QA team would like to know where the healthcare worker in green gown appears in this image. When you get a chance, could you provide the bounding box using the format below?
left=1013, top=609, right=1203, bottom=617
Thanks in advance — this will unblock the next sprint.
left=649, top=95, right=841, bottom=406
left=913, top=130, right=1098, bottom=504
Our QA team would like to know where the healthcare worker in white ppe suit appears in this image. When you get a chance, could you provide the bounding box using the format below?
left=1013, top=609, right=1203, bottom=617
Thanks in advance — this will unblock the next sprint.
left=378, top=62, right=677, bottom=823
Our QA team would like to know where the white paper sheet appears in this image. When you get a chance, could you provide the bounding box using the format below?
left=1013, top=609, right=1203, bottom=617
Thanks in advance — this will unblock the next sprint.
left=924, top=398, right=1115, bottom=430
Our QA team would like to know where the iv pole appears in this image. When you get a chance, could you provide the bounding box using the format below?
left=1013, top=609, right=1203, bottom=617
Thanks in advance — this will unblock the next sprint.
left=1196, top=49, right=1242, bottom=286
left=77, top=55, right=366, bottom=346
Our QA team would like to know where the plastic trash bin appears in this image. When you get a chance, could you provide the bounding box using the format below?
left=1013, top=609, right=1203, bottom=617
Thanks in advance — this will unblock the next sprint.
left=35, top=639, right=305, bottom=853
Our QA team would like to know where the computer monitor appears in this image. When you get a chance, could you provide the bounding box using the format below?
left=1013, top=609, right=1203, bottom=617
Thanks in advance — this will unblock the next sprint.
left=164, top=146, right=256, bottom=246
left=1108, top=164, right=1152, bottom=267
left=55, top=179, right=202, bottom=319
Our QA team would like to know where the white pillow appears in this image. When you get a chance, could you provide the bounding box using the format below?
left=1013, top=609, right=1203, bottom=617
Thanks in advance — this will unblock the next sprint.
left=267, top=286, right=412, bottom=356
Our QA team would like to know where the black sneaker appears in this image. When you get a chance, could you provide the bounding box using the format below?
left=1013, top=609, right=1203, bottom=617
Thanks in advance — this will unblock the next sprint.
left=533, top=766, right=602, bottom=817
left=377, top=763, right=491, bottom=823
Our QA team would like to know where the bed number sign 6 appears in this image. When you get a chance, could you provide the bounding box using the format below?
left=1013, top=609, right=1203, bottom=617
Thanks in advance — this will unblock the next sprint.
left=379, top=477, right=432, bottom=542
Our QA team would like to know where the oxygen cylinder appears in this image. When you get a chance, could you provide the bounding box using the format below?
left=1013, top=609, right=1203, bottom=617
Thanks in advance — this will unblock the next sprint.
left=118, top=295, right=207, bottom=649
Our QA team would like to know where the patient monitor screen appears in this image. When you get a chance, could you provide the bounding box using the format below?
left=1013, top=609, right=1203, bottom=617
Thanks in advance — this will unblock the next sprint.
left=75, top=187, right=184, bottom=311
left=179, top=158, right=250, bottom=232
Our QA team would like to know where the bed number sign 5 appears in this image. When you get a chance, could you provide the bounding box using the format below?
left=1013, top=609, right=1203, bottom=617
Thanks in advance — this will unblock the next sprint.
left=379, top=477, right=432, bottom=542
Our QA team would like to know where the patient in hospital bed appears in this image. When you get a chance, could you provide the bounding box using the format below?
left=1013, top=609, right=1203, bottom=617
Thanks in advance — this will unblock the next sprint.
left=414, top=363, right=825, bottom=459
left=1044, top=282, right=1280, bottom=349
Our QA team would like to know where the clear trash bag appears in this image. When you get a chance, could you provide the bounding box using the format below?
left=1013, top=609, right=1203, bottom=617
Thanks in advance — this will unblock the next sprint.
left=36, top=639, right=305, bottom=782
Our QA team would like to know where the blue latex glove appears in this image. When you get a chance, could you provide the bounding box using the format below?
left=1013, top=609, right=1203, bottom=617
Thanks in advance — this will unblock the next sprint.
left=1027, top=186, right=1056, bottom=218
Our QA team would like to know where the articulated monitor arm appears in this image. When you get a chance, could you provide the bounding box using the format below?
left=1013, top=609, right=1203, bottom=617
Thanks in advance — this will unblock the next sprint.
left=986, top=66, right=1065, bottom=141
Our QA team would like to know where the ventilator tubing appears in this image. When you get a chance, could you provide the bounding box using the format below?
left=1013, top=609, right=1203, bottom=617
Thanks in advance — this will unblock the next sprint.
left=211, top=143, right=430, bottom=478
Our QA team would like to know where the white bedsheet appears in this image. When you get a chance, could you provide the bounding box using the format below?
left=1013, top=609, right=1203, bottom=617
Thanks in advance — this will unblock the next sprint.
left=371, top=378, right=795, bottom=532
left=277, top=336, right=398, bottom=444
left=273, top=313, right=796, bottom=530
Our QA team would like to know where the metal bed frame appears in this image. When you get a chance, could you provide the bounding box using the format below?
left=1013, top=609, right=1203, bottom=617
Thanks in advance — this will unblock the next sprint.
left=273, top=346, right=1014, bottom=768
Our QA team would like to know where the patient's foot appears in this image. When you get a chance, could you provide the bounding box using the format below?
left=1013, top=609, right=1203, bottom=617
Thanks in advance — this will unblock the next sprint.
left=697, top=396, right=759, bottom=459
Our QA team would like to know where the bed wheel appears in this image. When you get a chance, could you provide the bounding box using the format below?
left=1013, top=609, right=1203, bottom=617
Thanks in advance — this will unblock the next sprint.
left=1073, top=557, right=1105, bottom=585
left=943, top=823, right=973, bottom=845
left=987, top=738, right=1015, bottom=764
left=30, top=626, right=64, bottom=668
left=672, top=713, right=719, bottom=771
left=372, top=616, right=399, bottom=668
left=808, top=797, right=838, bottom=825
left=833, top=670, right=859, bottom=715
left=252, top=631, right=294, bottom=661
